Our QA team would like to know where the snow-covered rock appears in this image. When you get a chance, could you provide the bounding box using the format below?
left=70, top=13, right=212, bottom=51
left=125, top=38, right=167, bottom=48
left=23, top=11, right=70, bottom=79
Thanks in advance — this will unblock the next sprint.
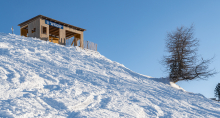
left=0, top=33, right=220, bottom=118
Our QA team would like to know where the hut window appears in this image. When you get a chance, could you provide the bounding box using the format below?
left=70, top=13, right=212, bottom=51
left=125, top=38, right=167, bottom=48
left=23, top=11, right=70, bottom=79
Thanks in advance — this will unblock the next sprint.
left=32, top=28, right=36, bottom=33
left=43, top=26, right=47, bottom=34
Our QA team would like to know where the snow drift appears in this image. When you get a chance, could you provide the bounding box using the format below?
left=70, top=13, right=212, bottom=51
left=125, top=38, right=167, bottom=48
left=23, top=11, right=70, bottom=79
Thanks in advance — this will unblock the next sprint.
left=0, top=33, right=220, bottom=118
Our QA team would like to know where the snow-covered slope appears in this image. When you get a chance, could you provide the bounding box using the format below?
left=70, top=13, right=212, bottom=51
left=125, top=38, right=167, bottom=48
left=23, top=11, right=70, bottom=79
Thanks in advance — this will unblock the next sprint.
left=0, top=33, right=220, bottom=118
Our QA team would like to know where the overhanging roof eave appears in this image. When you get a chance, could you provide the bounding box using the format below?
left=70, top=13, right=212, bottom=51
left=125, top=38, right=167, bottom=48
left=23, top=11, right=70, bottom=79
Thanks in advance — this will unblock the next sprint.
left=18, top=15, right=86, bottom=31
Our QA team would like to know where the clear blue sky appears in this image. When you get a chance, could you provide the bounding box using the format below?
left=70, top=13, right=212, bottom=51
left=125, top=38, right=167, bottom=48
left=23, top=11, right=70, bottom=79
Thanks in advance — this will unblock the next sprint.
left=0, top=0, right=220, bottom=98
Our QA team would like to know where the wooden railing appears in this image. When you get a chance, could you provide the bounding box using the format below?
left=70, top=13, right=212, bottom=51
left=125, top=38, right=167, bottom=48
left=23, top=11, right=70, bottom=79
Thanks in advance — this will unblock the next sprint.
left=64, top=38, right=97, bottom=51
left=83, top=40, right=97, bottom=51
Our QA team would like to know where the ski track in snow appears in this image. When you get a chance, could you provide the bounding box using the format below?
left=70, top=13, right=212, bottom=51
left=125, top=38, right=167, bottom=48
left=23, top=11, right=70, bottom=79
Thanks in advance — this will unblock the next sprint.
left=0, top=33, right=220, bottom=117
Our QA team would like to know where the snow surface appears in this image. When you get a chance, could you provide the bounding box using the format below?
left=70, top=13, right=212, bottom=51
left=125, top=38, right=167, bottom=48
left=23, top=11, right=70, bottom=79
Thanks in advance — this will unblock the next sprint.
left=0, top=33, right=220, bottom=118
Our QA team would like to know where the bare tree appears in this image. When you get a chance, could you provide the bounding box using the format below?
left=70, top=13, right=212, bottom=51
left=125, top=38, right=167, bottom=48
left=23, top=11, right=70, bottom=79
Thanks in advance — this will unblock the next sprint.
left=215, top=83, right=220, bottom=102
left=163, top=25, right=216, bottom=83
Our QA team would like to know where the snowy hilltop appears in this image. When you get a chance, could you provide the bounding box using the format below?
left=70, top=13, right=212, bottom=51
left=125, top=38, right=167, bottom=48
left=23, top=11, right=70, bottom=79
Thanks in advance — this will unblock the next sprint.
left=0, top=33, right=220, bottom=118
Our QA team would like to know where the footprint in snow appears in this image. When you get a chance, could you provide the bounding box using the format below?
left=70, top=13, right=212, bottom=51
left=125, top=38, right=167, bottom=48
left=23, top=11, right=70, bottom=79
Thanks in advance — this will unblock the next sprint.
left=0, top=65, right=21, bottom=83
left=100, top=97, right=111, bottom=109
